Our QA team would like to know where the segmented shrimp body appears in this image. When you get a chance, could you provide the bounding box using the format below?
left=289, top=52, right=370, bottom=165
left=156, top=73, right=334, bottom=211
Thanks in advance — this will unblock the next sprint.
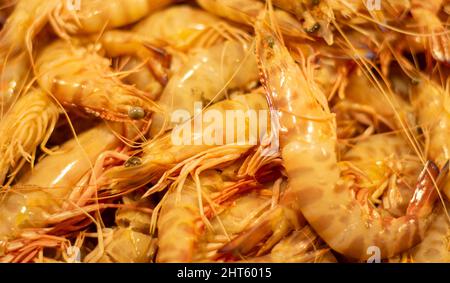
left=342, top=134, right=422, bottom=217
left=156, top=176, right=205, bottom=262
left=150, top=40, right=258, bottom=136
left=240, top=226, right=336, bottom=263
left=0, top=52, right=31, bottom=116
left=52, top=0, right=176, bottom=38
left=0, top=0, right=176, bottom=58
left=197, top=0, right=311, bottom=40
left=0, top=0, right=56, bottom=56
left=0, top=88, right=59, bottom=185
left=334, top=68, right=415, bottom=134
left=412, top=78, right=450, bottom=169
left=403, top=202, right=450, bottom=262
left=36, top=40, right=158, bottom=122
left=253, top=14, right=447, bottom=260
left=85, top=227, right=156, bottom=263
left=131, top=5, right=250, bottom=52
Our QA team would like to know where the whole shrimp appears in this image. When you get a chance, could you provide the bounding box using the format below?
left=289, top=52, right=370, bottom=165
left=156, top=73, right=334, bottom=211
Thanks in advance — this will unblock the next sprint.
left=101, top=92, right=268, bottom=200
left=35, top=40, right=160, bottom=122
left=244, top=13, right=448, bottom=260
left=221, top=133, right=425, bottom=257
left=0, top=88, right=59, bottom=185
left=149, top=40, right=258, bottom=136
left=0, top=124, right=121, bottom=242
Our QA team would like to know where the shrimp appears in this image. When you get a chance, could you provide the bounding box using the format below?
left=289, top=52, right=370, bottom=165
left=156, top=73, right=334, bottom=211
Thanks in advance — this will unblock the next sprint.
left=35, top=40, right=159, bottom=122
left=51, top=0, right=176, bottom=38
left=196, top=0, right=312, bottom=41
left=194, top=178, right=288, bottom=261
left=149, top=40, right=258, bottom=136
left=410, top=0, right=450, bottom=64
left=0, top=124, right=121, bottom=242
left=333, top=67, right=416, bottom=136
left=412, top=77, right=450, bottom=170
left=0, top=0, right=175, bottom=58
left=239, top=226, right=337, bottom=263
left=101, top=92, right=269, bottom=193
left=248, top=13, right=448, bottom=260
left=0, top=88, right=59, bottom=185
left=131, top=5, right=251, bottom=52
left=156, top=176, right=205, bottom=262
left=342, top=134, right=422, bottom=217
left=409, top=72, right=450, bottom=263
left=85, top=195, right=156, bottom=263
left=84, top=227, right=157, bottom=263
left=0, top=0, right=56, bottom=57
left=114, top=5, right=251, bottom=99
left=90, top=30, right=171, bottom=85
left=158, top=156, right=282, bottom=262
left=408, top=202, right=450, bottom=262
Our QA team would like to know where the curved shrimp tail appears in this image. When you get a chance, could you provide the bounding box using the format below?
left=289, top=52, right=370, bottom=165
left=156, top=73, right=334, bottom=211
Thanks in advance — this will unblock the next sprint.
left=98, top=31, right=172, bottom=86
left=407, top=160, right=449, bottom=218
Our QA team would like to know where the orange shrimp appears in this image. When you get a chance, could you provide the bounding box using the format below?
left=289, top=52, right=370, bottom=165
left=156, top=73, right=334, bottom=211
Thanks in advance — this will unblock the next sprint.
left=246, top=12, right=448, bottom=260
left=35, top=40, right=160, bottom=122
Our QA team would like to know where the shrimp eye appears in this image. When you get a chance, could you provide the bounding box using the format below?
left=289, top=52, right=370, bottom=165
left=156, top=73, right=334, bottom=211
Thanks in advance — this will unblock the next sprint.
left=266, top=36, right=275, bottom=48
left=124, top=156, right=142, bottom=167
left=306, top=23, right=321, bottom=33
left=128, top=106, right=145, bottom=119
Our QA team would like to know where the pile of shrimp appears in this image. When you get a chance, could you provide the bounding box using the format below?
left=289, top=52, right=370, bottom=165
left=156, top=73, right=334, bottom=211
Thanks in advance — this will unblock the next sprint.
left=0, top=0, right=449, bottom=263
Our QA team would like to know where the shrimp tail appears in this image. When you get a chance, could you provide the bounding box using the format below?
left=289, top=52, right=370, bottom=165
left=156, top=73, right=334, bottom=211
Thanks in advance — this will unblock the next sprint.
left=407, top=160, right=449, bottom=218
